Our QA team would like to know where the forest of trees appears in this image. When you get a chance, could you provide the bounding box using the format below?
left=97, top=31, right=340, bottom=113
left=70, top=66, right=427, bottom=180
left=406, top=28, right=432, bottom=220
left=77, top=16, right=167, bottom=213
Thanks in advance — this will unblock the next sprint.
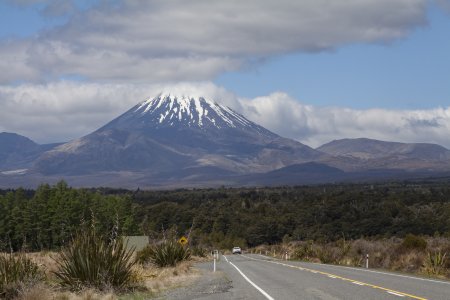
left=0, top=181, right=139, bottom=251
left=1, top=180, right=450, bottom=251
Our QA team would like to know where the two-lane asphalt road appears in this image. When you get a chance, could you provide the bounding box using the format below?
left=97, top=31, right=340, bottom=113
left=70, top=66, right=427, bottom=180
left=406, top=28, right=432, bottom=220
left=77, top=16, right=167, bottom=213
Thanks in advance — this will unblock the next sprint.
left=216, top=254, right=450, bottom=300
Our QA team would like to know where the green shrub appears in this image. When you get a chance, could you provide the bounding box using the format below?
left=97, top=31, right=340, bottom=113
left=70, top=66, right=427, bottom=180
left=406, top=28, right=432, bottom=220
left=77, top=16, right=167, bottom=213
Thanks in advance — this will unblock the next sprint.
left=53, top=229, right=137, bottom=291
left=137, top=241, right=190, bottom=267
left=0, top=254, right=44, bottom=299
left=401, top=234, right=427, bottom=251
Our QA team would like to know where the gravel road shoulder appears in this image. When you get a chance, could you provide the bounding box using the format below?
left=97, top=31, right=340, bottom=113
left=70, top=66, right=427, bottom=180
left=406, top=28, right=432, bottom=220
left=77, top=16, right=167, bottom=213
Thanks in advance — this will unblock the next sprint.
left=152, top=262, right=233, bottom=299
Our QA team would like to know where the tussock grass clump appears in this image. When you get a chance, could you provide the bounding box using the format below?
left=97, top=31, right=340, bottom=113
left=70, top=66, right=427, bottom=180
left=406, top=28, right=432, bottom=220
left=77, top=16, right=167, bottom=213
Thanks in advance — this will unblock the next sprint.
left=422, top=251, right=447, bottom=276
left=0, top=254, right=44, bottom=299
left=137, top=241, right=190, bottom=267
left=53, top=229, right=137, bottom=291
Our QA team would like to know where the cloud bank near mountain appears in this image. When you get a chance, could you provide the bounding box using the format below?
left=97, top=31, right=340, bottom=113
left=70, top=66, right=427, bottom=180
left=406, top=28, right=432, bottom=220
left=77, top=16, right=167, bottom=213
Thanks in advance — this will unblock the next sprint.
left=1, top=82, right=449, bottom=149
left=241, top=92, right=450, bottom=148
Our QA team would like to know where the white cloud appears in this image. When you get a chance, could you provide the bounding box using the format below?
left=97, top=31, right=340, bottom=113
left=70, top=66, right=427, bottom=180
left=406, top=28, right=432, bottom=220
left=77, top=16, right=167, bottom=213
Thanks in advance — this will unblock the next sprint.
left=1, top=82, right=449, bottom=149
left=241, top=92, right=450, bottom=148
left=0, top=0, right=428, bottom=83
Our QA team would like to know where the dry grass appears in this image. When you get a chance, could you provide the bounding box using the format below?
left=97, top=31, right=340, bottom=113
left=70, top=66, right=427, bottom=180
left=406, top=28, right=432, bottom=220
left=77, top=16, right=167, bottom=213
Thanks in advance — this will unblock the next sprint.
left=15, top=284, right=53, bottom=300
left=26, top=251, right=60, bottom=279
left=17, top=285, right=117, bottom=300
left=12, top=252, right=200, bottom=300
left=139, top=261, right=200, bottom=294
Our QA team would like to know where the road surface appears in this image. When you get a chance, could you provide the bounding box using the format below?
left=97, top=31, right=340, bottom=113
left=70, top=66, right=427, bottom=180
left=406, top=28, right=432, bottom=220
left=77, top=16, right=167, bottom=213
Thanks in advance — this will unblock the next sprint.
left=209, top=254, right=450, bottom=300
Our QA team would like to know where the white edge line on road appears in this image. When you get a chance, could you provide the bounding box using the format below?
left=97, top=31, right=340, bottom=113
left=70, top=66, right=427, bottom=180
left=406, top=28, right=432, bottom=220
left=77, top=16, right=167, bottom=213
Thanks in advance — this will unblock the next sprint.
left=257, top=254, right=450, bottom=285
left=228, top=261, right=275, bottom=300
left=223, top=255, right=229, bottom=262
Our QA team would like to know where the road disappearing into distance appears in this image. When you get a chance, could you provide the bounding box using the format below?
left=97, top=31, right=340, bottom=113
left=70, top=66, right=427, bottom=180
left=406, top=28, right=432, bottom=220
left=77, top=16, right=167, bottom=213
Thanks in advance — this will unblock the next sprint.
left=218, top=254, right=450, bottom=300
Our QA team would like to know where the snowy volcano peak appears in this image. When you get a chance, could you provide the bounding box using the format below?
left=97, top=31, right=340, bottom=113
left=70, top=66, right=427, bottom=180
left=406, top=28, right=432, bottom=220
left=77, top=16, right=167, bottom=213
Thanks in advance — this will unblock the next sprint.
left=132, top=93, right=255, bottom=129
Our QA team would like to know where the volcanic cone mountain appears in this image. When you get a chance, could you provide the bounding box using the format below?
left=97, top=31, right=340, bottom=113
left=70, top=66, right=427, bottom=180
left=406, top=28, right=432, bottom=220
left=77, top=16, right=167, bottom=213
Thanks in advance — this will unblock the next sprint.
left=35, top=94, right=324, bottom=178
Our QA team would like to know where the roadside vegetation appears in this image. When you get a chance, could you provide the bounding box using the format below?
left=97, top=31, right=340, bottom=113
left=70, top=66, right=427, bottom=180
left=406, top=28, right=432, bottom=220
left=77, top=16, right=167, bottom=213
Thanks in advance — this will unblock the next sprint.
left=137, top=241, right=191, bottom=267
left=251, top=234, right=450, bottom=279
left=0, top=179, right=449, bottom=297
left=0, top=254, right=44, bottom=299
left=54, top=227, right=137, bottom=291
left=4, top=252, right=196, bottom=300
left=0, top=228, right=196, bottom=299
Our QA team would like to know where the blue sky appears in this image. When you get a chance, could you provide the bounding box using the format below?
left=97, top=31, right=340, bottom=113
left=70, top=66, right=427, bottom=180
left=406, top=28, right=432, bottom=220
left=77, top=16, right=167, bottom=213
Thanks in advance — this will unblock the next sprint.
left=0, top=0, right=450, bottom=147
left=217, top=5, right=450, bottom=109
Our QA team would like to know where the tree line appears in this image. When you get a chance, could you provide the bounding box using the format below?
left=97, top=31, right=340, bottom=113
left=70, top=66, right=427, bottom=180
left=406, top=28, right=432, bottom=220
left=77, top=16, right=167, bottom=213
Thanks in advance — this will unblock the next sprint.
left=0, top=181, right=138, bottom=251
left=1, top=180, right=450, bottom=251
left=133, top=182, right=450, bottom=248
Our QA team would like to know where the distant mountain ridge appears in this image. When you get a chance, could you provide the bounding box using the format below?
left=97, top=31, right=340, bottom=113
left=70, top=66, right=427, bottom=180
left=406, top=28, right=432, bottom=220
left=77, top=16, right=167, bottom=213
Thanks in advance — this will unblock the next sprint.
left=318, top=138, right=450, bottom=171
left=1, top=94, right=450, bottom=188
left=0, top=132, right=61, bottom=170
left=318, top=138, right=450, bottom=160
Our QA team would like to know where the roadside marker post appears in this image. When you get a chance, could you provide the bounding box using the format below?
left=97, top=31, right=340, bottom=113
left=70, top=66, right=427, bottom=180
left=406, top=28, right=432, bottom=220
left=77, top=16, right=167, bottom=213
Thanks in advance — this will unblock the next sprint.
left=366, top=254, right=369, bottom=269
left=213, top=249, right=219, bottom=272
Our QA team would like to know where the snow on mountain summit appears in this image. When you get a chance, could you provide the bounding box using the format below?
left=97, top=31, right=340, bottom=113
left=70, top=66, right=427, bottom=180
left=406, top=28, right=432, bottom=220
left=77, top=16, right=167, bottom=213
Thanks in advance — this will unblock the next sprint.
left=131, top=93, right=255, bottom=130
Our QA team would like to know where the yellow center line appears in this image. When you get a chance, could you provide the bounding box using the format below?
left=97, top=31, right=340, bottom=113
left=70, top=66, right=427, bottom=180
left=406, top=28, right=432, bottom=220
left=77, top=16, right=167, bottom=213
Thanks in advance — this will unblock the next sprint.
left=242, top=255, right=428, bottom=300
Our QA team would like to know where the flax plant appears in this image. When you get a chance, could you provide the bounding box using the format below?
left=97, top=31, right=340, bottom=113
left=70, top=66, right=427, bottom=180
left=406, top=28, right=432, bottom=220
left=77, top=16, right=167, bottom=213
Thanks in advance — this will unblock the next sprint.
left=53, top=228, right=137, bottom=291
left=137, top=241, right=190, bottom=268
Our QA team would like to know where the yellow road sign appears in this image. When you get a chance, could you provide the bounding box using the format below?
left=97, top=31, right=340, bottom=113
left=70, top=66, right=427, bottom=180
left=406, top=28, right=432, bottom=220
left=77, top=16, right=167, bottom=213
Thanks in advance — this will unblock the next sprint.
left=178, top=236, right=188, bottom=245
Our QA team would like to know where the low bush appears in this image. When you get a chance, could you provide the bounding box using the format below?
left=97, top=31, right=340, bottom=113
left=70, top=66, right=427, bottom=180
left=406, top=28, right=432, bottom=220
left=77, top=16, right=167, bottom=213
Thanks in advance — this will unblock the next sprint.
left=137, top=241, right=190, bottom=267
left=401, top=234, right=427, bottom=252
left=0, top=254, right=44, bottom=299
left=53, top=228, right=137, bottom=291
left=316, top=247, right=335, bottom=264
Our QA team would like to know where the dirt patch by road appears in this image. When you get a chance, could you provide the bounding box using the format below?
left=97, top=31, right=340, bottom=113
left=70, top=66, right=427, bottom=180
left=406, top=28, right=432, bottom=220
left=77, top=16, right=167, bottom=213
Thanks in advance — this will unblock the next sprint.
left=153, top=262, right=232, bottom=300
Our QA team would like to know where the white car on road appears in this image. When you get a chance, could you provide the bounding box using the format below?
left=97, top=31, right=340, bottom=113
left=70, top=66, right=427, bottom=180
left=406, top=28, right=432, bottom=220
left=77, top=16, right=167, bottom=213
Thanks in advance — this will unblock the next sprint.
left=232, top=247, right=242, bottom=254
